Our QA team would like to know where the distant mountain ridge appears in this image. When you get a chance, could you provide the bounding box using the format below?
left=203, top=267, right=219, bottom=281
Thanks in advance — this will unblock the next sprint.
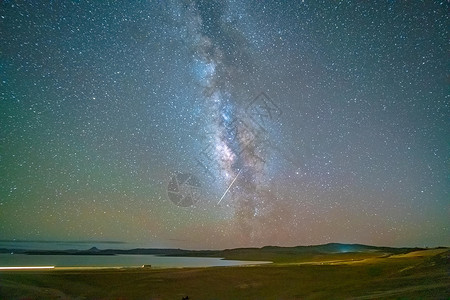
left=0, top=243, right=439, bottom=258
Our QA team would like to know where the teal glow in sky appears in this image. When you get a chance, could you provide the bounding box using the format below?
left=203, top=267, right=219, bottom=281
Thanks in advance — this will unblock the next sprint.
left=1, top=0, right=449, bottom=249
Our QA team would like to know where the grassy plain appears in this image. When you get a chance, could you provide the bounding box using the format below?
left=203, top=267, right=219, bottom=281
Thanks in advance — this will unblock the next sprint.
left=0, top=248, right=448, bottom=299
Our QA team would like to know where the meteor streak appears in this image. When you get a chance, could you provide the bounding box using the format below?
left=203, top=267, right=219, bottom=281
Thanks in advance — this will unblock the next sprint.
left=217, top=169, right=242, bottom=205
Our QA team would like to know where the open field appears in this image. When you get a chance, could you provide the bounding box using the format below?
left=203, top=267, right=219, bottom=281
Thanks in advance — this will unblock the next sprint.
left=0, top=248, right=448, bottom=299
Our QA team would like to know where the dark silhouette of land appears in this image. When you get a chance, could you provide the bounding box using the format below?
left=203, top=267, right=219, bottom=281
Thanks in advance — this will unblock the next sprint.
left=0, top=243, right=448, bottom=299
left=0, top=242, right=431, bottom=257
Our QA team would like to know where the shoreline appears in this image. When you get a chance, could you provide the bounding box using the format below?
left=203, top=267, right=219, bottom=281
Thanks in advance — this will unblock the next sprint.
left=1, top=249, right=448, bottom=300
left=0, top=260, right=273, bottom=272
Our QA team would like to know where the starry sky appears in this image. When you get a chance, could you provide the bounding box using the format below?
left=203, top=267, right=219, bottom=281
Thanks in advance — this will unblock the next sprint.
left=1, top=0, right=449, bottom=250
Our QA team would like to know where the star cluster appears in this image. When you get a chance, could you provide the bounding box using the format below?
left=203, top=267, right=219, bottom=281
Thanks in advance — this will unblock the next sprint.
left=1, top=0, right=448, bottom=249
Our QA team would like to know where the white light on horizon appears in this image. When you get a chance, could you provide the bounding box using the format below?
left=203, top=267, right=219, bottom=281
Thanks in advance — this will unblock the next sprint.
left=0, top=266, right=55, bottom=270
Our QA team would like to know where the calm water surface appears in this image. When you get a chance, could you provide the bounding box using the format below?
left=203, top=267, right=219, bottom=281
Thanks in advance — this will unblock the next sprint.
left=0, top=253, right=270, bottom=268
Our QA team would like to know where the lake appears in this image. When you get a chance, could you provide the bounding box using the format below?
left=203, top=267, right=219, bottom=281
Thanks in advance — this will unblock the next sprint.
left=0, top=253, right=270, bottom=268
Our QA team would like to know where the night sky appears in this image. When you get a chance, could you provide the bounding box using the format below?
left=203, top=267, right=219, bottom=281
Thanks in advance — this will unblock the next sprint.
left=1, top=1, right=449, bottom=250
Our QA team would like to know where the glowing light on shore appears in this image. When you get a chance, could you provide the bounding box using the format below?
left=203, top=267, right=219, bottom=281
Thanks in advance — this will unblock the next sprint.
left=0, top=266, right=55, bottom=270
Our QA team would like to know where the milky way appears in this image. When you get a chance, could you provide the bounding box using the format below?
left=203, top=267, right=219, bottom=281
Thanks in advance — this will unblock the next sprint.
left=180, top=0, right=288, bottom=243
left=1, top=0, right=449, bottom=249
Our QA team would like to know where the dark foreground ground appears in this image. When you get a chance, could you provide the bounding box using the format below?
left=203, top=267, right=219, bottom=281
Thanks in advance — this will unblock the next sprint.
left=0, top=248, right=448, bottom=299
